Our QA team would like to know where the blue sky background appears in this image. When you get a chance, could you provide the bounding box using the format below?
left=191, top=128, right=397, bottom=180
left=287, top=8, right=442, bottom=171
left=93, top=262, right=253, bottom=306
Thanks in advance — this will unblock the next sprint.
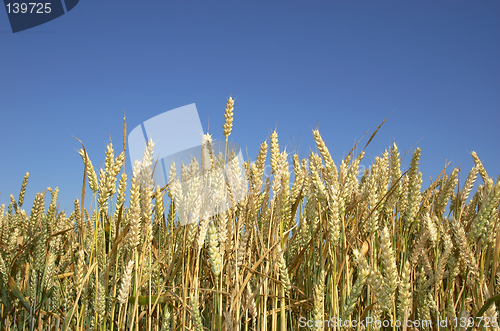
left=1, top=1, right=499, bottom=213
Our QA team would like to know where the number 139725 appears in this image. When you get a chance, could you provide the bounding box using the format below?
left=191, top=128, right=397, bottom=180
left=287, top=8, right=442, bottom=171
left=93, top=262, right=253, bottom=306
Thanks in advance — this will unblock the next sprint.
left=5, top=3, right=51, bottom=14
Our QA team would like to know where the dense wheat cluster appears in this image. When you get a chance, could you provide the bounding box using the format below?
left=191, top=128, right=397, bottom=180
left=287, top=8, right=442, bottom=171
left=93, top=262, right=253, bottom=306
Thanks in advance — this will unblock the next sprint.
left=0, top=99, right=499, bottom=331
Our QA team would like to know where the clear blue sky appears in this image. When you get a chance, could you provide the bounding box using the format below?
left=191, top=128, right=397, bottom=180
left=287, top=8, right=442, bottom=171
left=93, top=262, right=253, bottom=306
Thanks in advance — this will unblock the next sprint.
left=1, top=1, right=499, bottom=213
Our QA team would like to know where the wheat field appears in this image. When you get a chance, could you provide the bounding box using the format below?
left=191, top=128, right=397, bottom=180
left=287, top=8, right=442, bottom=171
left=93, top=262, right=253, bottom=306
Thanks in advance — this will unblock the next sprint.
left=0, top=98, right=499, bottom=331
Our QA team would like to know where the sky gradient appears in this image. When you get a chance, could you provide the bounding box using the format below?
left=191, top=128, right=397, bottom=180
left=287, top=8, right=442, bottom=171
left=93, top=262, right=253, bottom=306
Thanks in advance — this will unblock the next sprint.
left=1, top=1, right=499, bottom=212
